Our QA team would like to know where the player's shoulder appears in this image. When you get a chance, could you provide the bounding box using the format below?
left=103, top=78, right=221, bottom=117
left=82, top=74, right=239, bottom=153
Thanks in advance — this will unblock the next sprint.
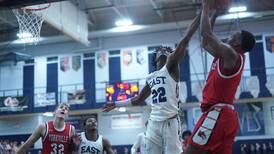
left=69, top=124, right=77, bottom=136
left=38, top=122, right=47, bottom=129
left=146, top=71, right=155, bottom=81
left=224, top=43, right=238, bottom=56
left=36, top=122, right=47, bottom=137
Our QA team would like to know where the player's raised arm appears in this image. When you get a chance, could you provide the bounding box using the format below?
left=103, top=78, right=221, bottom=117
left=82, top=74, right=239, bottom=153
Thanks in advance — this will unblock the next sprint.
left=16, top=123, right=45, bottom=154
left=166, top=14, right=201, bottom=70
left=200, top=0, right=238, bottom=69
left=102, top=83, right=151, bottom=112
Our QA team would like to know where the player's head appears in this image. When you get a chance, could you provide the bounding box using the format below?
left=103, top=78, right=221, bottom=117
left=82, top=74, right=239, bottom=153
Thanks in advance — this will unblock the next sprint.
left=182, top=130, right=191, bottom=141
left=54, top=102, right=70, bottom=119
left=152, top=46, right=173, bottom=70
left=84, top=117, right=98, bottom=131
left=228, top=30, right=255, bottom=54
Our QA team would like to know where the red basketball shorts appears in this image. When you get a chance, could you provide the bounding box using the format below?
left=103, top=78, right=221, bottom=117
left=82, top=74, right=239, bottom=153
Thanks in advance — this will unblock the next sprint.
left=188, top=104, right=239, bottom=154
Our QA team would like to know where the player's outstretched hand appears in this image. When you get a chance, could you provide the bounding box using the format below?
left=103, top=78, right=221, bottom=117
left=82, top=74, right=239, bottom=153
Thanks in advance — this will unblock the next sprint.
left=102, top=102, right=116, bottom=112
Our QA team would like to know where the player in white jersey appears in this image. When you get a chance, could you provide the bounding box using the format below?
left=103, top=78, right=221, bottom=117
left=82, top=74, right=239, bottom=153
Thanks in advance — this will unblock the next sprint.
left=74, top=117, right=114, bottom=154
left=131, top=121, right=148, bottom=154
left=103, top=14, right=201, bottom=154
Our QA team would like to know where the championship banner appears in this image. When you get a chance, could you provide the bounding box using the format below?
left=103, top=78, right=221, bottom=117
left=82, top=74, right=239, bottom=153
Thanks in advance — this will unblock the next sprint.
left=60, top=56, right=70, bottom=72
left=58, top=55, right=83, bottom=87
left=0, top=96, right=28, bottom=112
left=236, top=102, right=265, bottom=136
left=265, top=35, right=274, bottom=53
left=264, top=35, right=274, bottom=75
left=72, top=55, right=81, bottom=72
left=111, top=113, right=142, bottom=129
left=121, top=47, right=148, bottom=80
left=35, top=92, right=56, bottom=107
left=61, top=89, right=86, bottom=105
left=95, top=52, right=109, bottom=103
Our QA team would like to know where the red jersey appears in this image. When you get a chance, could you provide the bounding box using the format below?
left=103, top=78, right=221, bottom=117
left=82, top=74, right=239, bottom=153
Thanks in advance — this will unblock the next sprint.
left=42, top=121, right=71, bottom=154
left=201, top=54, right=245, bottom=112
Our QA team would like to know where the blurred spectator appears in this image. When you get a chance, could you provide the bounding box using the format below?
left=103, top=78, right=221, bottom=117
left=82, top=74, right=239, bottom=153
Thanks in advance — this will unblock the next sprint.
left=113, top=148, right=118, bottom=154
left=181, top=130, right=192, bottom=152
left=0, top=140, right=25, bottom=154
left=0, top=140, right=4, bottom=154
left=131, top=121, right=148, bottom=154
left=124, top=147, right=129, bottom=154
left=250, top=144, right=256, bottom=154
left=240, top=143, right=248, bottom=154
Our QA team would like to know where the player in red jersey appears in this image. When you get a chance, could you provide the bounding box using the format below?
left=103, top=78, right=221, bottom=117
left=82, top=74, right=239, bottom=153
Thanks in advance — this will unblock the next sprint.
left=184, top=0, right=256, bottom=154
left=17, top=103, right=78, bottom=154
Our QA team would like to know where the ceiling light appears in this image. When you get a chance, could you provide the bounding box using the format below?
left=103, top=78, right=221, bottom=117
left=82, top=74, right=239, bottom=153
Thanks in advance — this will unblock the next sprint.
left=43, top=112, right=54, bottom=117
left=219, top=12, right=254, bottom=20
left=115, top=19, right=133, bottom=27
left=229, top=6, right=247, bottom=13
left=109, top=25, right=144, bottom=33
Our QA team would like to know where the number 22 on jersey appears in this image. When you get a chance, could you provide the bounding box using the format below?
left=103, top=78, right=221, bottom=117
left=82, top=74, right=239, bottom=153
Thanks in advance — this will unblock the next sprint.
left=152, top=87, right=167, bottom=104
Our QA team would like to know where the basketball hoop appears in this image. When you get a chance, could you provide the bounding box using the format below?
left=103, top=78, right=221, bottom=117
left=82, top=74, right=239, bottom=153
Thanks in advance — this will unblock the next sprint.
left=12, top=4, right=51, bottom=44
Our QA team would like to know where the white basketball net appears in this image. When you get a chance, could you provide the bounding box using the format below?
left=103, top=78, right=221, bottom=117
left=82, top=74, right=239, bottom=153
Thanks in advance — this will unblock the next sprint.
left=13, top=8, right=45, bottom=44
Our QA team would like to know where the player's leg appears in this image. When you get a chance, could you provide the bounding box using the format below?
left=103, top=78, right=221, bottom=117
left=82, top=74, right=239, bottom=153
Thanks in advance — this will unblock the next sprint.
left=164, top=117, right=182, bottom=154
left=145, top=120, right=163, bottom=154
left=184, top=109, right=208, bottom=154
left=145, top=137, right=162, bottom=154
left=217, top=109, right=239, bottom=154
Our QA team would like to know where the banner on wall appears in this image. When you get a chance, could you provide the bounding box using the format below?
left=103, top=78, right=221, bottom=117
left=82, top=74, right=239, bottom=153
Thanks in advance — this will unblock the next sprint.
left=111, top=113, right=142, bottom=129
left=58, top=55, right=83, bottom=87
left=61, top=89, right=86, bottom=105
left=60, top=56, right=70, bottom=72
left=263, top=36, right=274, bottom=75
left=35, top=92, right=56, bottom=107
left=95, top=52, right=109, bottom=103
left=72, top=55, right=81, bottom=71
left=96, top=52, right=108, bottom=69
left=122, top=50, right=133, bottom=66
left=265, top=35, right=274, bottom=53
left=236, top=102, right=265, bottom=136
left=121, top=47, right=148, bottom=80
left=0, top=96, right=28, bottom=112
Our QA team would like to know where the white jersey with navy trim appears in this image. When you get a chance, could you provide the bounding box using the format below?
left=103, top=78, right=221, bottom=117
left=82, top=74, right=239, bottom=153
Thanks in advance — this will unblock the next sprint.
left=79, top=132, right=103, bottom=154
left=146, top=65, right=180, bottom=121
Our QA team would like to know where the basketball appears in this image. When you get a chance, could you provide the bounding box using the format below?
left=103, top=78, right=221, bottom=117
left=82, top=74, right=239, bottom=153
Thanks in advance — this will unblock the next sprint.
left=215, top=0, right=232, bottom=10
